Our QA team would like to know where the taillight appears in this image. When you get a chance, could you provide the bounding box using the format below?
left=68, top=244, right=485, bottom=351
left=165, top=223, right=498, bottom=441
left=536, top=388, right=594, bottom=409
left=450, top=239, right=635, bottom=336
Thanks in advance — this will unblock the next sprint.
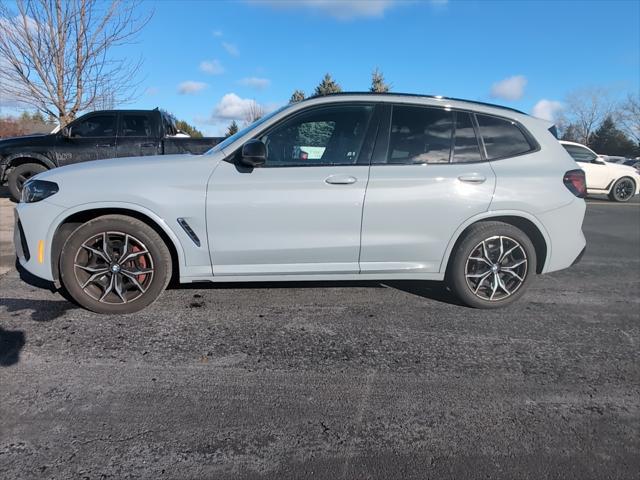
left=563, top=169, right=587, bottom=198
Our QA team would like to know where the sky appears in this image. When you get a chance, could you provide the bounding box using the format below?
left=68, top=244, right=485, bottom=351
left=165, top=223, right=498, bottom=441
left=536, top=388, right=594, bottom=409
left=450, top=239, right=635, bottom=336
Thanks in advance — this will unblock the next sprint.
left=3, top=0, right=640, bottom=135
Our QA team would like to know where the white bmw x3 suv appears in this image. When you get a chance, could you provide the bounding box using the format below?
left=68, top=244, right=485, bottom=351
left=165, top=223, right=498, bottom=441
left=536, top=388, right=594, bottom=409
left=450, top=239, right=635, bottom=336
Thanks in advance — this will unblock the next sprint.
left=560, top=140, right=640, bottom=202
left=15, top=93, right=587, bottom=314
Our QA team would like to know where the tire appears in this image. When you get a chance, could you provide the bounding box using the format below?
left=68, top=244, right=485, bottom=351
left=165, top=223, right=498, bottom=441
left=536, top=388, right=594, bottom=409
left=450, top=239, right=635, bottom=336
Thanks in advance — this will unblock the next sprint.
left=608, top=177, right=636, bottom=202
left=59, top=215, right=172, bottom=314
left=7, top=163, right=48, bottom=201
left=446, top=221, right=537, bottom=309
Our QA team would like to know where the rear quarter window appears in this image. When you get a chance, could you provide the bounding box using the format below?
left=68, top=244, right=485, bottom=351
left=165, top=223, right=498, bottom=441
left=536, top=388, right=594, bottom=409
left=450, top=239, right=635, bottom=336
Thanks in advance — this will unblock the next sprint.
left=476, top=114, right=534, bottom=160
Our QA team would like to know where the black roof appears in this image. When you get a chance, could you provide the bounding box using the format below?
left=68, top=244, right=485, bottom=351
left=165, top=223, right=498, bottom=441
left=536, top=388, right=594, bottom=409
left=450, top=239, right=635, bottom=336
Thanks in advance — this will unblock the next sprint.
left=305, top=91, right=526, bottom=115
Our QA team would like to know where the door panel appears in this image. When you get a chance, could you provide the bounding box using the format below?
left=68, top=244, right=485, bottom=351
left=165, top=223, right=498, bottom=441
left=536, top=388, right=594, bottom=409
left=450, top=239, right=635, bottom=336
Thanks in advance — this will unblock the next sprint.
left=360, top=163, right=496, bottom=273
left=207, top=162, right=368, bottom=275
left=116, top=113, right=161, bottom=157
left=55, top=113, right=117, bottom=165
left=206, top=103, right=376, bottom=276
left=359, top=105, right=495, bottom=274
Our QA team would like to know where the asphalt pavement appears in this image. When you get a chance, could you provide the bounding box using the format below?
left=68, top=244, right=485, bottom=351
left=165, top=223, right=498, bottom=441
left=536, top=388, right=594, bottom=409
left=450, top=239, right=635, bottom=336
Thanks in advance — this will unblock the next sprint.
left=1, top=192, right=639, bottom=479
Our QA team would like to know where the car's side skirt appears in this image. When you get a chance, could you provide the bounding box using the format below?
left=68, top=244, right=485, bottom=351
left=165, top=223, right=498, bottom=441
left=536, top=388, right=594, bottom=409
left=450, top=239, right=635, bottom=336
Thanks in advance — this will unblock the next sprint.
left=179, top=272, right=446, bottom=284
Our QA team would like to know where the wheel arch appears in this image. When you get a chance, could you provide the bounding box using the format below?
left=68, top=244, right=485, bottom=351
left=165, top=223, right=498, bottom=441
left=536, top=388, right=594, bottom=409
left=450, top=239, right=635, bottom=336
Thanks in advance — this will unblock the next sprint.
left=5, top=152, right=56, bottom=170
left=50, top=205, right=183, bottom=285
left=608, top=175, right=637, bottom=194
left=440, top=211, right=550, bottom=275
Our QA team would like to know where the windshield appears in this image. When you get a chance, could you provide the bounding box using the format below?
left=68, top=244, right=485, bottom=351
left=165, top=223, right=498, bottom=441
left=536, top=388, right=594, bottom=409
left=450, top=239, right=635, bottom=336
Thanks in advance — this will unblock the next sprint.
left=205, top=105, right=290, bottom=155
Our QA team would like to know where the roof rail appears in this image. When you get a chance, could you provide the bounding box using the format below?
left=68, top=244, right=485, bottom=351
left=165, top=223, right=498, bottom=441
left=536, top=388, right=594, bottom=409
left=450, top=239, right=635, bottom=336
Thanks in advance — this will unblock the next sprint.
left=304, top=91, right=527, bottom=115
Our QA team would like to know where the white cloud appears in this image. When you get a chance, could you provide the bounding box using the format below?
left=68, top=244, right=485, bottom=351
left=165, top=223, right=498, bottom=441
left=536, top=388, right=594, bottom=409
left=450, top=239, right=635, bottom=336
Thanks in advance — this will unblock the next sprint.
left=490, top=75, right=527, bottom=101
left=252, top=0, right=401, bottom=19
left=239, top=77, right=270, bottom=90
left=199, top=59, right=225, bottom=75
left=532, top=99, right=563, bottom=122
left=177, top=81, right=208, bottom=95
left=145, top=87, right=160, bottom=96
left=212, top=30, right=223, bottom=37
left=211, top=93, right=259, bottom=120
left=222, top=41, right=239, bottom=56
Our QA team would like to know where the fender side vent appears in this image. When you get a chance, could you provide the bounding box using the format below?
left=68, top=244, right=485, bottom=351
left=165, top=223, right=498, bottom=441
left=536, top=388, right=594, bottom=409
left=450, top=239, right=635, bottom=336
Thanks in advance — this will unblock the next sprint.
left=177, top=218, right=201, bottom=247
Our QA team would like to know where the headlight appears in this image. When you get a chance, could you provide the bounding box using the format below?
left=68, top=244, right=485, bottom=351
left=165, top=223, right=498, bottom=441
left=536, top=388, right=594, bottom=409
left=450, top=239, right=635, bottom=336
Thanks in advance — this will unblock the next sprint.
left=21, top=179, right=59, bottom=203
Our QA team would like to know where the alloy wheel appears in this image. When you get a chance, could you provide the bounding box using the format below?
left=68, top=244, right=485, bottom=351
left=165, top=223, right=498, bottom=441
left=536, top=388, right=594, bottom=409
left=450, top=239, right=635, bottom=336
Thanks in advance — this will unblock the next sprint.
left=464, top=235, right=528, bottom=301
left=614, top=179, right=634, bottom=201
left=73, top=231, right=154, bottom=304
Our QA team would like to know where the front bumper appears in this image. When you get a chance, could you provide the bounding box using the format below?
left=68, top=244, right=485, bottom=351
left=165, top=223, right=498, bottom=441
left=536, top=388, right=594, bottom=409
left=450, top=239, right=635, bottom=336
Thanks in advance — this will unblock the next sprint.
left=14, top=200, right=67, bottom=282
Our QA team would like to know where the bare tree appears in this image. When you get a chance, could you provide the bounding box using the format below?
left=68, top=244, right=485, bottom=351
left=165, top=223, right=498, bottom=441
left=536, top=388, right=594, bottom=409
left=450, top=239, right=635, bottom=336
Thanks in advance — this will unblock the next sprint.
left=618, top=93, right=640, bottom=144
left=243, top=100, right=264, bottom=125
left=560, top=87, right=616, bottom=144
left=0, top=0, right=151, bottom=126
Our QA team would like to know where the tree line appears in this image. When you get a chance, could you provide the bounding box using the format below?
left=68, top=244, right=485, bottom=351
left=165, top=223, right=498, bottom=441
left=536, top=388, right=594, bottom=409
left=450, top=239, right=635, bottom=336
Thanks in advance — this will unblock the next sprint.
left=224, top=69, right=391, bottom=136
left=559, top=89, right=639, bottom=157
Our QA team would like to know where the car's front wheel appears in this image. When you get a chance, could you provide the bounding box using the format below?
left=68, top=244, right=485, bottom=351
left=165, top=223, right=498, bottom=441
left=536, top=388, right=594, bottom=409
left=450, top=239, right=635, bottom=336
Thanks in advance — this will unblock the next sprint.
left=59, top=215, right=172, bottom=314
left=446, top=222, right=536, bottom=309
left=608, top=177, right=636, bottom=202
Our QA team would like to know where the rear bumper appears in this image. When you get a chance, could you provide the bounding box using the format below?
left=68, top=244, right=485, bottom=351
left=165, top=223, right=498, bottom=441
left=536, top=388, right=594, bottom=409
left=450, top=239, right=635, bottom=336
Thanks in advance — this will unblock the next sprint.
left=538, top=199, right=587, bottom=274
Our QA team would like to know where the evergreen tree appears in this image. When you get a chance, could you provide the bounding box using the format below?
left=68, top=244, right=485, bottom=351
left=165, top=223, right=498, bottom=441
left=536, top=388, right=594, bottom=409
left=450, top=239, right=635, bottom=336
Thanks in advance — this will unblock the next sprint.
left=174, top=119, right=203, bottom=138
left=370, top=68, right=391, bottom=93
left=226, top=120, right=239, bottom=137
left=289, top=90, right=306, bottom=103
left=588, top=116, right=636, bottom=156
left=313, top=74, right=342, bottom=96
left=560, top=123, right=580, bottom=143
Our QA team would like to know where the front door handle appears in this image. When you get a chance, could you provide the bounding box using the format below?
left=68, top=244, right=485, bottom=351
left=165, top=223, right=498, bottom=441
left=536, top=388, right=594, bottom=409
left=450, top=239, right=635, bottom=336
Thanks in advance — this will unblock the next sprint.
left=325, top=175, right=357, bottom=185
left=458, top=174, right=486, bottom=184
left=96, top=144, right=113, bottom=148
left=141, top=143, right=157, bottom=147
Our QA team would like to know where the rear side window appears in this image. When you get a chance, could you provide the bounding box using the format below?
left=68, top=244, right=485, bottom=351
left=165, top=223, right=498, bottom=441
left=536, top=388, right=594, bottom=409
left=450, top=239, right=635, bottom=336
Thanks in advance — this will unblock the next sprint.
left=452, top=112, right=482, bottom=163
left=562, top=144, right=597, bottom=163
left=387, top=106, right=453, bottom=164
left=120, top=114, right=153, bottom=137
left=476, top=114, right=534, bottom=160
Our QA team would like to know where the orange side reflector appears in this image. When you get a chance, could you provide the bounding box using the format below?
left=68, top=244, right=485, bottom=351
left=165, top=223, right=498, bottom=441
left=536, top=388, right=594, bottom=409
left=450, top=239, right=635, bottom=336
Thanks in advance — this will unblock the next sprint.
left=38, top=240, right=45, bottom=264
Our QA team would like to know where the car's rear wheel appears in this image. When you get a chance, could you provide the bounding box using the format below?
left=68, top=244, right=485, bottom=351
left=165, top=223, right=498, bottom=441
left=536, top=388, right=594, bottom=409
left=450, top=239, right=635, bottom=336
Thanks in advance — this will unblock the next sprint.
left=608, top=177, right=635, bottom=202
left=7, top=163, right=47, bottom=201
left=59, top=215, right=172, bottom=314
left=446, top=222, right=536, bottom=309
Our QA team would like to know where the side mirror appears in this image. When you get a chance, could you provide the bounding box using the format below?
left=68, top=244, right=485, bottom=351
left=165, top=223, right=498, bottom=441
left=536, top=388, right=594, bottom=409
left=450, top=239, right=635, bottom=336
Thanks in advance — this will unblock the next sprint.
left=240, top=139, right=266, bottom=167
left=592, top=158, right=605, bottom=165
left=60, top=126, right=71, bottom=138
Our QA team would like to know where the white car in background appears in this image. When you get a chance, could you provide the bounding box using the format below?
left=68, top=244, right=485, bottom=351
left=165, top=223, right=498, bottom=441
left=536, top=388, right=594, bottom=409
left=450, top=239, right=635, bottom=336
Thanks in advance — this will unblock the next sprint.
left=560, top=141, right=640, bottom=202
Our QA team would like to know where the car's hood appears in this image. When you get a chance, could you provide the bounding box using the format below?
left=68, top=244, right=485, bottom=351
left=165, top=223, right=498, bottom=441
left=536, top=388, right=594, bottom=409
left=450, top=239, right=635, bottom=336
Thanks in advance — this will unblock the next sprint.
left=36, top=153, right=223, bottom=208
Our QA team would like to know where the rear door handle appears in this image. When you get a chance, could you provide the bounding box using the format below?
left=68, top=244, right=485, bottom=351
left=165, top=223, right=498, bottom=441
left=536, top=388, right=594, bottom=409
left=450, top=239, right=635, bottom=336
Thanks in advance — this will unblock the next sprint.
left=458, top=174, right=486, bottom=184
left=325, top=175, right=357, bottom=185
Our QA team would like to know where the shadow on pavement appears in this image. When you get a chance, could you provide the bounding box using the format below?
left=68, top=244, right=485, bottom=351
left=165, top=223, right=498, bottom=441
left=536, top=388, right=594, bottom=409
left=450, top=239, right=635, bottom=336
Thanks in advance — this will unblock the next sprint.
left=0, top=297, right=75, bottom=322
left=0, top=185, right=16, bottom=202
left=0, top=327, right=25, bottom=367
left=174, top=279, right=463, bottom=306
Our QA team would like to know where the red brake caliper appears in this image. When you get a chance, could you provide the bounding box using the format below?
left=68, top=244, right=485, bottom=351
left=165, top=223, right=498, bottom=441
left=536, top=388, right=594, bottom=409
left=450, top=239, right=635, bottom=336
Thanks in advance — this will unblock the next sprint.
left=130, top=245, right=148, bottom=284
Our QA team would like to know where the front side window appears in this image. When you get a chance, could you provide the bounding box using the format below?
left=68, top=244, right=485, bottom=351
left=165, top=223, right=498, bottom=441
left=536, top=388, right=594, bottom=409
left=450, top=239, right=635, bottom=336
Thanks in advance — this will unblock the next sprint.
left=476, top=114, right=533, bottom=160
left=120, top=114, right=152, bottom=137
left=562, top=144, right=597, bottom=163
left=260, top=105, right=373, bottom=167
left=387, top=106, right=453, bottom=164
left=70, top=115, right=116, bottom=138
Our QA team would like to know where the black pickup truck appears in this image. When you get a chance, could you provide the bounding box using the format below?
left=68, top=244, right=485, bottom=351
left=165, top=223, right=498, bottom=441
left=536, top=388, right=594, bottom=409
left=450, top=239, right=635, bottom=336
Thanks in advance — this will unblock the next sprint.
left=0, top=108, right=223, bottom=201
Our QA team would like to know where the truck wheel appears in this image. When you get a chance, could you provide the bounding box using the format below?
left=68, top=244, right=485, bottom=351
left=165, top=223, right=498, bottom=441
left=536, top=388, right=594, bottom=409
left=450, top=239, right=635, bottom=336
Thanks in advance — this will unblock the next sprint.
left=59, top=215, right=172, bottom=314
left=8, top=163, right=47, bottom=201
left=446, top=221, right=536, bottom=309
